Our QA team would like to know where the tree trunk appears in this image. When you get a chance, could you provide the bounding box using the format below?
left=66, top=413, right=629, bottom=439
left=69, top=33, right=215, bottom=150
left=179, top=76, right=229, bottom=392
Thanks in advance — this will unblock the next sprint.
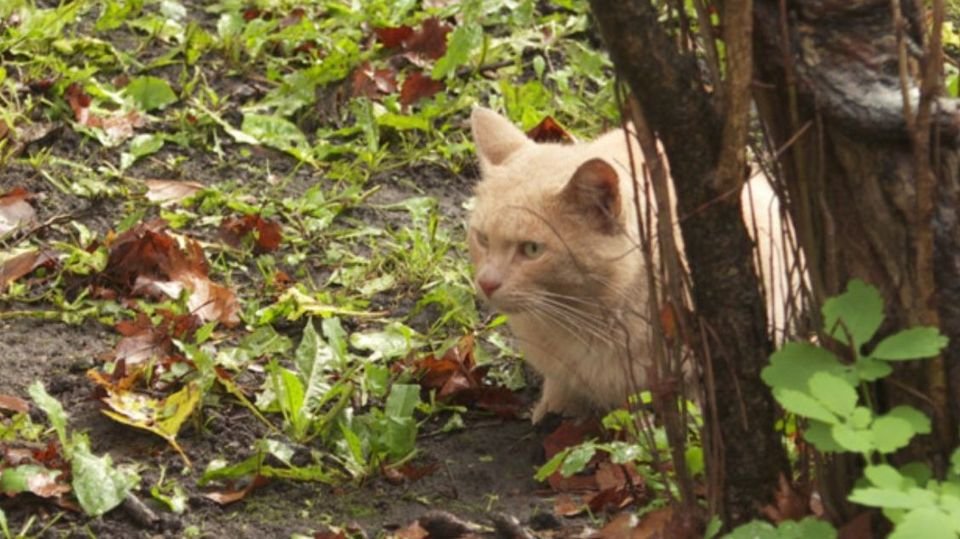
left=589, top=0, right=789, bottom=527
left=752, top=0, right=960, bottom=518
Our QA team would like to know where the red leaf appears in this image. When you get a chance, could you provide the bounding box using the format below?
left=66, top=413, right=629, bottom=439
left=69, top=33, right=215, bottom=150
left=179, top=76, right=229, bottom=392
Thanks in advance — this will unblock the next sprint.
left=373, top=25, right=415, bottom=49
left=399, top=71, right=444, bottom=106
left=350, top=61, right=399, bottom=99
left=542, top=420, right=602, bottom=461
left=448, top=386, right=525, bottom=419
left=403, top=17, right=452, bottom=60
left=381, top=461, right=438, bottom=485
left=525, top=116, right=573, bottom=144
left=220, top=214, right=283, bottom=253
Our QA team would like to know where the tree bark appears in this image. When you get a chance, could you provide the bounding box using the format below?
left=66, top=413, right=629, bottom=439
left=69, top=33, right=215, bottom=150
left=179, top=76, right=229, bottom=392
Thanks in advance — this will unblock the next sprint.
left=589, top=0, right=789, bottom=527
left=752, top=0, right=960, bottom=517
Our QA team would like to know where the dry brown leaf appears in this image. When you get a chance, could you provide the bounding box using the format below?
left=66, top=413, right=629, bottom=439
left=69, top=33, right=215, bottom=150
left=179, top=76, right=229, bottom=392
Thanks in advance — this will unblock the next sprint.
left=761, top=473, right=809, bottom=523
left=103, top=220, right=240, bottom=327
left=391, top=521, right=429, bottom=539
left=634, top=507, right=677, bottom=539
left=0, top=394, right=30, bottom=414
left=203, top=475, right=268, bottom=505
left=351, top=61, right=399, bottom=99
left=838, top=511, right=873, bottom=539
left=553, top=493, right=585, bottom=517
left=144, top=179, right=204, bottom=205
left=64, top=83, right=144, bottom=143
left=220, top=214, right=283, bottom=253
left=0, top=249, right=56, bottom=288
left=0, top=187, right=37, bottom=235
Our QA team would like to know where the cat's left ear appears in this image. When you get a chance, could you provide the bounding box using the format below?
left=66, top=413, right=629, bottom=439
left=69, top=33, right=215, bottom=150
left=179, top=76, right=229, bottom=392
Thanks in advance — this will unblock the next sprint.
left=471, top=107, right=530, bottom=168
left=561, top=158, right=622, bottom=234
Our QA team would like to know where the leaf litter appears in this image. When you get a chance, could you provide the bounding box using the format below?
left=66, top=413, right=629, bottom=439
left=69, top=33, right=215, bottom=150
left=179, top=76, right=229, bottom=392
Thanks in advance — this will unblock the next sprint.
left=0, top=0, right=670, bottom=536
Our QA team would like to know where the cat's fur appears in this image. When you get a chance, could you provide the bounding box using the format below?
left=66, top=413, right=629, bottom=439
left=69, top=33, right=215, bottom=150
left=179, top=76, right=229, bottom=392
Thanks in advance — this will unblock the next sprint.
left=467, top=107, right=789, bottom=423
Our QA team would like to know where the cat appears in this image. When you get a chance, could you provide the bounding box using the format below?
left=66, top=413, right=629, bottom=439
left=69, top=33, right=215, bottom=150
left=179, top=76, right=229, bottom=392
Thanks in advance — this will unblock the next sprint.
left=467, top=107, right=792, bottom=423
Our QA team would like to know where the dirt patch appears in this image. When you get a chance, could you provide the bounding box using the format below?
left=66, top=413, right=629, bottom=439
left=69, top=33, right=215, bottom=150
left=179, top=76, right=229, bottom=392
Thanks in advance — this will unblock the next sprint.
left=0, top=316, right=576, bottom=537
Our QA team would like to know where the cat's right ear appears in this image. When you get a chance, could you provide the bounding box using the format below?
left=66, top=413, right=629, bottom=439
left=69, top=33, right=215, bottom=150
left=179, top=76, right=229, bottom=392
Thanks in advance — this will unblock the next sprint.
left=561, top=158, right=622, bottom=234
left=471, top=107, right=530, bottom=168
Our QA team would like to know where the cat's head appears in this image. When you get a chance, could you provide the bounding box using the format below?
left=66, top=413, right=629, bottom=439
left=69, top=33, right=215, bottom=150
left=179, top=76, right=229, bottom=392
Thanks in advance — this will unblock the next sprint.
left=467, top=107, right=639, bottom=314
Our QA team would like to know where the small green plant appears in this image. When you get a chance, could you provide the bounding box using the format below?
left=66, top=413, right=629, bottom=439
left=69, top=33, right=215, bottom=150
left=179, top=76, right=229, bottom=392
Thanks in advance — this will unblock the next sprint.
left=752, top=279, right=956, bottom=537
left=0, top=383, right=141, bottom=517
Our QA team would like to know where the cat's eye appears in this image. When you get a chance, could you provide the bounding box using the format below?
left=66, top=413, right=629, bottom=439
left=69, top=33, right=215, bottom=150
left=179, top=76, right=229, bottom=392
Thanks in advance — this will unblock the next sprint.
left=519, top=241, right=544, bottom=258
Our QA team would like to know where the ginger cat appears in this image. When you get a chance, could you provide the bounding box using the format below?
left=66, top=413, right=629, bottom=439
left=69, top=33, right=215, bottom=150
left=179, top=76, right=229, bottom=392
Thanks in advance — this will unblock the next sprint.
left=467, top=107, right=790, bottom=423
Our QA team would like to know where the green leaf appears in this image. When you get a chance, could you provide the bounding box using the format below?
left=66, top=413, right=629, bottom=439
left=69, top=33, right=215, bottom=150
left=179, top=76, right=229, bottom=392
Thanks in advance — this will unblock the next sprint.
left=804, top=421, right=843, bottom=452
left=295, top=318, right=333, bottom=409
left=385, top=384, right=421, bottom=419
left=887, top=405, right=932, bottom=436
left=822, top=279, right=884, bottom=347
left=535, top=448, right=570, bottom=482
left=762, top=342, right=849, bottom=392
left=889, top=507, right=958, bottom=539
left=200, top=454, right=264, bottom=485
left=808, top=372, right=858, bottom=417
left=376, top=112, right=430, bottom=131
left=900, top=462, right=932, bottom=487
left=871, top=415, right=916, bottom=453
left=951, top=448, right=960, bottom=476
left=606, top=441, right=643, bottom=464
left=831, top=423, right=873, bottom=454
left=432, top=23, right=483, bottom=79
left=241, top=113, right=308, bottom=153
left=723, top=520, right=777, bottom=539
left=0, top=465, right=64, bottom=496
left=560, top=443, right=596, bottom=477
left=28, top=382, right=68, bottom=455
left=854, top=356, right=893, bottom=381
left=871, top=327, right=948, bottom=361
left=350, top=323, right=419, bottom=361
left=124, top=76, right=177, bottom=111
left=773, top=388, right=839, bottom=424
left=71, top=437, right=139, bottom=516
left=382, top=416, right=418, bottom=461
left=849, top=486, right=935, bottom=509
left=776, top=518, right=838, bottom=539
left=849, top=406, right=874, bottom=429
left=864, top=464, right=905, bottom=489
left=123, top=133, right=165, bottom=168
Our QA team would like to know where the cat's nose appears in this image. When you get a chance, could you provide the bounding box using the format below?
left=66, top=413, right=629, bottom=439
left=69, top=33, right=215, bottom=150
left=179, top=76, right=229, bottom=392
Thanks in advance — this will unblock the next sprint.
left=478, top=277, right=501, bottom=297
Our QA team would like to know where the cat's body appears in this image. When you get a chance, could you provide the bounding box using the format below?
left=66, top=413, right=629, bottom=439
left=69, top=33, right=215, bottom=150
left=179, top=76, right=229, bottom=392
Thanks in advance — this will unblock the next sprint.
left=467, top=107, right=789, bottom=423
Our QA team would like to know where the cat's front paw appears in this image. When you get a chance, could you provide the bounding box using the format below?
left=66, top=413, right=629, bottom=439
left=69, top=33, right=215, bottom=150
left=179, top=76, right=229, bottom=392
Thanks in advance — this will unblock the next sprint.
left=531, top=379, right=579, bottom=424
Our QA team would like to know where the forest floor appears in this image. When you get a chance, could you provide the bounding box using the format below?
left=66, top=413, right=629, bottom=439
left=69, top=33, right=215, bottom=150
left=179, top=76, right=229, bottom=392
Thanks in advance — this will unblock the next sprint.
left=0, top=1, right=656, bottom=538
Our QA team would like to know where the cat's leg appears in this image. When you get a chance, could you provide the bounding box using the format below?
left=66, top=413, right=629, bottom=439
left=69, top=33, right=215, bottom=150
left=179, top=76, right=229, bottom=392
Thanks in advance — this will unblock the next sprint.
left=531, top=377, right=583, bottom=424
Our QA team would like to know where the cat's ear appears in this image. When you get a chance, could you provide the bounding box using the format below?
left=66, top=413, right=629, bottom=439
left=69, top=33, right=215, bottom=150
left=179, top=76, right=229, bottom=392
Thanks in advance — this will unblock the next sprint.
left=561, top=158, right=622, bottom=233
left=471, top=107, right=530, bottom=167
